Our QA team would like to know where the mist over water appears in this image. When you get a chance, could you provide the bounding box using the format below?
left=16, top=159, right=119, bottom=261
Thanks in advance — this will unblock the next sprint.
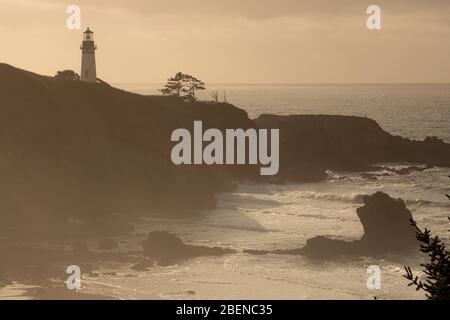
left=87, top=84, right=450, bottom=299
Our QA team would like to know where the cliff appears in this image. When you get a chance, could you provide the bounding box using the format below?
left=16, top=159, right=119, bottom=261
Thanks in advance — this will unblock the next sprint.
left=0, top=63, right=253, bottom=231
left=1, top=63, right=450, bottom=232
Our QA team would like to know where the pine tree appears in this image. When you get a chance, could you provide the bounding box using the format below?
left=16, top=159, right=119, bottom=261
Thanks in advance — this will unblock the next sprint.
left=183, top=74, right=206, bottom=99
left=159, top=72, right=206, bottom=100
left=159, top=72, right=184, bottom=97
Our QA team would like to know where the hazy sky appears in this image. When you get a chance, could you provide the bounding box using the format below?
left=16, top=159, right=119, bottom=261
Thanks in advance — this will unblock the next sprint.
left=1, top=0, right=450, bottom=83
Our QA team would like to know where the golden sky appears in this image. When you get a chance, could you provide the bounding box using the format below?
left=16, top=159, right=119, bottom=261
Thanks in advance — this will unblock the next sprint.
left=1, top=0, right=449, bottom=83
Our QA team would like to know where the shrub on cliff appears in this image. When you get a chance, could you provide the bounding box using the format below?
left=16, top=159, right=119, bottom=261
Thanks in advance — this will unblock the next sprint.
left=55, top=69, right=80, bottom=80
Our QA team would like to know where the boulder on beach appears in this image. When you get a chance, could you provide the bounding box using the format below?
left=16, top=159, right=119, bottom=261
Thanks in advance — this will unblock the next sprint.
left=245, top=237, right=359, bottom=257
left=301, top=192, right=417, bottom=257
left=131, top=259, right=155, bottom=272
left=300, top=236, right=360, bottom=257
left=142, top=231, right=235, bottom=264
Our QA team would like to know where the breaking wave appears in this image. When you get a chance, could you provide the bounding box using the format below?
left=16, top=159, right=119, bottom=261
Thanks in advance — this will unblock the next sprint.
left=277, top=190, right=368, bottom=203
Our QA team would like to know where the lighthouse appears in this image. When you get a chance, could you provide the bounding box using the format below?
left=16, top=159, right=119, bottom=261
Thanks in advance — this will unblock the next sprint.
left=80, top=27, right=97, bottom=82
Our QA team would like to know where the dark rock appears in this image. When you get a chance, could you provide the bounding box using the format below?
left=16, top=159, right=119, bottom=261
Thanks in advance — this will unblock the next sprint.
left=131, top=259, right=155, bottom=271
left=142, top=231, right=235, bottom=264
left=98, top=239, right=119, bottom=251
left=245, top=192, right=417, bottom=258
left=255, top=114, right=450, bottom=181
left=78, top=263, right=96, bottom=275
left=243, top=249, right=272, bottom=255
left=361, top=173, right=378, bottom=181
left=299, top=236, right=361, bottom=257
left=301, top=192, right=417, bottom=257
left=357, top=192, right=417, bottom=252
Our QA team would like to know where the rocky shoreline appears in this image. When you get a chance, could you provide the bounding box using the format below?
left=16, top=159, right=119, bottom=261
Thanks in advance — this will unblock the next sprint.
left=1, top=63, right=449, bottom=299
left=0, top=190, right=432, bottom=299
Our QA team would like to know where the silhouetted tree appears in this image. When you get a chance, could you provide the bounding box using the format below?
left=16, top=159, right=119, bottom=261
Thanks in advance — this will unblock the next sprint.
left=159, top=72, right=184, bottom=97
left=183, top=74, right=206, bottom=100
left=404, top=177, right=450, bottom=300
left=55, top=70, right=80, bottom=80
left=159, top=72, right=206, bottom=100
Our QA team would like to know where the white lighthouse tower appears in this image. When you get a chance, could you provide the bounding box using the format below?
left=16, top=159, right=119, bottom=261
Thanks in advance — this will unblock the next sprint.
left=80, top=27, right=97, bottom=82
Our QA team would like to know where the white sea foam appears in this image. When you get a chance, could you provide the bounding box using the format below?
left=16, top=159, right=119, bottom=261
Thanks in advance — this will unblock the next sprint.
left=276, top=190, right=367, bottom=203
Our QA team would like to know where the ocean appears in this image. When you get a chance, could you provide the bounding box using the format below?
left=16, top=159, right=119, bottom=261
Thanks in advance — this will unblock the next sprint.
left=117, top=83, right=450, bottom=142
left=82, top=84, right=450, bottom=300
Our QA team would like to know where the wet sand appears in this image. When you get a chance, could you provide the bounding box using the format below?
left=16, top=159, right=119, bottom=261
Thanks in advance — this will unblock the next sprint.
left=0, top=283, right=115, bottom=300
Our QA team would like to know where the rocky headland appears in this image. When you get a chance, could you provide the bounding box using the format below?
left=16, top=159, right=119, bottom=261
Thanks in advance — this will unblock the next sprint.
left=0, top=63, right=448, bottom=295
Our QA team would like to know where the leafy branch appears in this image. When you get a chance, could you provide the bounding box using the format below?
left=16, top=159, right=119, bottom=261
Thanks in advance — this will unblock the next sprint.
left=404, top=178, right=450, bottom=300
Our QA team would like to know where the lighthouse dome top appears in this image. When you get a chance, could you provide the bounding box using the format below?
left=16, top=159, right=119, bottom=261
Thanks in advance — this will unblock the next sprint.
left=83, top=27, right=94, bottom=41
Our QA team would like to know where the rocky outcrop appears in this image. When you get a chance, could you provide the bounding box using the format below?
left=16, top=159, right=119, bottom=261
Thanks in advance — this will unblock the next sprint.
left=357, top=192, right=417, bottom=251
left=131, top=259, right=155, bottom=271
left=255, top=114, right=450, bottom=181
left=245, top=192, right=417, bottom=258
left=301, top=192, right=417, bottom=257
left=299, top=236, right=359, bottom=257
left=142, top=231, right=235, bottom=264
